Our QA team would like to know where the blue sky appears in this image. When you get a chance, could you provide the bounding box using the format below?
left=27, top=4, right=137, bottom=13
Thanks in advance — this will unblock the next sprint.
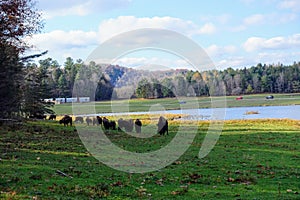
left=28, top=0, right=300, bottom=70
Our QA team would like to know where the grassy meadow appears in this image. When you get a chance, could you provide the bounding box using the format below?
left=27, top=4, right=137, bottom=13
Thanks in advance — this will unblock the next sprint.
left=53, top=93, right=300, bottom=115
left=0, top=119, right=299, bottom=199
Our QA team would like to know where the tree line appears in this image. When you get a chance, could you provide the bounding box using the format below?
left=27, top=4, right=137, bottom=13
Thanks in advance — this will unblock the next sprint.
left=0, top=0, right=47, bottom=119
left=22, top=58, right=300, bottom=101
left=134, top=62, right=300, bottom=98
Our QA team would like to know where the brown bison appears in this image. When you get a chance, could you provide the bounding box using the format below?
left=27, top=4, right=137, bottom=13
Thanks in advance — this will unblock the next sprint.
left=96, top=116, right=102, bottom=126
left=103, top=117, right=116, bottom=130
left=157, top=116, right=168, bottom=135
left=29, top=114, right=46, bottom=120
left=59, top=115, right=72, bottom=126
left=134, top=119, right=142, bottom=133
left=48, top=114, right=56, bottom=120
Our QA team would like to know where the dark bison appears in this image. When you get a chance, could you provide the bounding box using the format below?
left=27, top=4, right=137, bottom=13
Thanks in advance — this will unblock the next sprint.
left=96, top=116, right=102, bottom=126
left=103, top=117, right=116, bottom=130
left=157, top=116, right=168, bottom=135
left=134, top=119, right=142, bottom=133
left=59, top=115, right=72, bottom=126
left=118, top=118, right=134, bottom=132
left=48, top=114, right=56, bottom=120
left=74, top=116, right=84, bottom=123
left=110, top=121, right=116, bottom=130
left=29, top=113, right=46, bottom=120
left=85, top=117, right=92, bottom=126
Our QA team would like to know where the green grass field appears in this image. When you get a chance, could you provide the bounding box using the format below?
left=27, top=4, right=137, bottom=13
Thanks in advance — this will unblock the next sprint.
left=0, top=119, right=299, bottom=199
left=53, top=93, right=300, bottom=115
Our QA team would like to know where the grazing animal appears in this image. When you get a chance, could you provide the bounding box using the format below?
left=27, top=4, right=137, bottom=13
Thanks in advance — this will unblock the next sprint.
left=157, top=116, right=168, bottom=135
left=134, top=119, right=142, bottom=133
left=48, top=114, right=56, bottom=120
left=96, top=116, right=102, bottom=126
left=85, top=117, right=92, bottom=126
left=103, top=117, right=109, bottom=130
left=118, top=118, right=134, bottom=132
left=110, top=121, right=116, bottom=130
left=29, top=114, right=46, bottom=120
left=102, top=117, right=116, bottom=130
left=74, top=116, right=84, bottom=123
left=92, top=117, right=97, bottom=126
left=59, top=115, right=72, bottom=126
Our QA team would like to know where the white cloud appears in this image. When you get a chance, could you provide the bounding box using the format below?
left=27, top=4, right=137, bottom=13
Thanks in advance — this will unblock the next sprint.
left=278, top=0, right=300, bottom=11
left=232, top=13, right=297, bottom=32
left=28, top=30, right=98, bottom=50
left=26, top=30, right=98, bottom=63
left=27, top=16, right=217, bottom=64
left=243, top=37, right=265, bottom=51
left=212, top=34, right=300, bottom=69
left=276, top=13, right=298, bottom=23
left=38, top=0, right=131, bottom=19
left=215, top=51, right=300, bottom=69
left=239, top=0, right=257, bottom=5
left=98, top=16, right=216, bottom=42
left=206, top=45, right=237, bottom=58
left=216, top=57, right=248, bottom=69
left=232, top=14, right=266, bottom=32
left=205, top=45, right=244, bottom=69
left=196, top=23, right=217, bottom=34
left=243, top=34, right=300, bottom=52
left=257, top=51, right=300, bottom=64
left=243, top=14, right=265, bottom=26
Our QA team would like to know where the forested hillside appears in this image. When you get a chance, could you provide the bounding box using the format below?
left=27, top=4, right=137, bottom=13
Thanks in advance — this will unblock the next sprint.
left=27, top=57, right=300, bottom=100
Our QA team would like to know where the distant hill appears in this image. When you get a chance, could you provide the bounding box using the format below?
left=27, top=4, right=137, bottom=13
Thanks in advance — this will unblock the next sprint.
left=103, top=64, right=189, bottom=88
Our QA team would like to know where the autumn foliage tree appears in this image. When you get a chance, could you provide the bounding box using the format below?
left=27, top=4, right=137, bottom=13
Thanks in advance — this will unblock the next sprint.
left=0, top=0, right=42, bottom=51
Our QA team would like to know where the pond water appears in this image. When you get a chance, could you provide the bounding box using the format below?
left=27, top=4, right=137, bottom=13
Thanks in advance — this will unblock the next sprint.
left=91, top=105, right=300, bottom=121
left=171, top=105, right=300, bottom=120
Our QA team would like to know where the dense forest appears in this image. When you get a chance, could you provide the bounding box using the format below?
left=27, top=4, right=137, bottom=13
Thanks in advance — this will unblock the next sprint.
left=27, top=57, right=300, bottom=100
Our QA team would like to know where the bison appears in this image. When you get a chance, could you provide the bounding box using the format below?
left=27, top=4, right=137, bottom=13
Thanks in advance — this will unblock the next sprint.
left=134, top=119, right=142, bottom=133
left=157, top=116, right=168, bottom=135
left=74, top=116, right=84, bottom=123
left=96, top=116, right=103, bottom=126
left=118, top=118, right=134, bottom=132
left=103, top=117, right=116, bottom=130
left=48, top=114, right=56, bottom=120
left=59, top=115, right=72, bottom=126
left=85, top=117, right=92, bottom=126
left=29, top=113, right=46, bottom=120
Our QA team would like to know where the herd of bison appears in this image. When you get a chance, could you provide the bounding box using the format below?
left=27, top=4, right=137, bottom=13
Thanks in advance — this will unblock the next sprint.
left=37, top=114, right=169, bottom=135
